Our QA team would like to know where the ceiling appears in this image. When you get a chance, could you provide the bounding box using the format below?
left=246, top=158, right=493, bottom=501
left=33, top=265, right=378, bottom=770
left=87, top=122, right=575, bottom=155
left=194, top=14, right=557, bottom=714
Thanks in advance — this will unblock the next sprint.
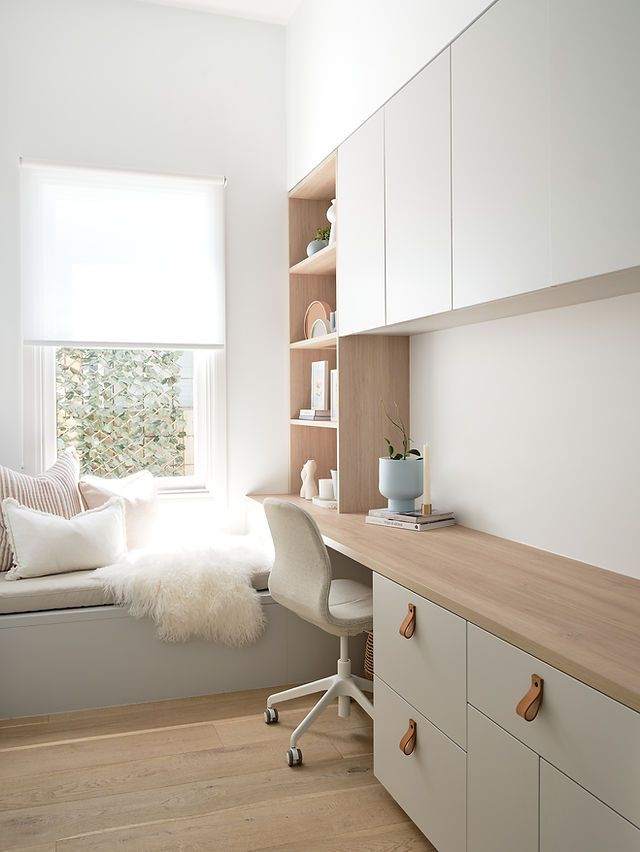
left=137, top=0, right=300, bottom=25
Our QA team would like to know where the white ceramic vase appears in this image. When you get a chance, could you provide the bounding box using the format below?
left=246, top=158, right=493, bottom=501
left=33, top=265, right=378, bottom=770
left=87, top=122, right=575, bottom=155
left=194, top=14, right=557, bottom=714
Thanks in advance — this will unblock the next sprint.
left=378, top=457, right=423, bottom=512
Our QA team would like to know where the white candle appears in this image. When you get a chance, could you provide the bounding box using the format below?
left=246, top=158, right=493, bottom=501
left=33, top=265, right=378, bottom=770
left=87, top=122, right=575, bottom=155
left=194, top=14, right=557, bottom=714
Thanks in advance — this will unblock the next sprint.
left=423, top=443, right=431, bottom=507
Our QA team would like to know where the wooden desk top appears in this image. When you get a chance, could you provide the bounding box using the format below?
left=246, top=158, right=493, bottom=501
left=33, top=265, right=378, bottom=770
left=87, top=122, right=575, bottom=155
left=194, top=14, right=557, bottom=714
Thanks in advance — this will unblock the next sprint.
left=250, top=494, right=640, bottom=713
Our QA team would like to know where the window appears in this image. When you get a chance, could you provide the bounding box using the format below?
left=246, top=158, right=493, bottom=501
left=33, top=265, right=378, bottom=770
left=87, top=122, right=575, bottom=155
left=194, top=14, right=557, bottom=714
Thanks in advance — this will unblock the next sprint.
left=21, top=162, right=226, bottom=495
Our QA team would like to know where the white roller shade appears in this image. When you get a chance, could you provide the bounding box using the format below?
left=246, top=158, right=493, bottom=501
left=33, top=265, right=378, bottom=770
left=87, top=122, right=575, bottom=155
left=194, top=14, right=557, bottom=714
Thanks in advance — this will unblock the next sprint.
left=20, top=161, right=225, bottom=348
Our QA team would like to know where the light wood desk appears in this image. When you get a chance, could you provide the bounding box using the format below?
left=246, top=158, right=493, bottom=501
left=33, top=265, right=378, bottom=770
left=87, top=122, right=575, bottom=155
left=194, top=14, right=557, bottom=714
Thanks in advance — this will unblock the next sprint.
left=250, top=494, right=640, bottom=713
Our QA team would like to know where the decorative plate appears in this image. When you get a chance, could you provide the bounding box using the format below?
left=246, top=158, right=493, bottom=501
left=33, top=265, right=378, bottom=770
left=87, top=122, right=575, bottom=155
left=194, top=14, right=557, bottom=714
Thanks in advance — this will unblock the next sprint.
left=304, top=300, right=332, bottom=339
left=310, top=318, right=331, bottom=337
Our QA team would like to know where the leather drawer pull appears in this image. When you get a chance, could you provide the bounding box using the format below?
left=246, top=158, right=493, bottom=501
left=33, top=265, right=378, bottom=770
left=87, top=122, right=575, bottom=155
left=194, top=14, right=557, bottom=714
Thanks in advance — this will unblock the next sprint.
left=399, top=603, right=416, bottom=638
left=516, top=674, right=544, bottom=721
left=399, top=719, right=417, bottom=755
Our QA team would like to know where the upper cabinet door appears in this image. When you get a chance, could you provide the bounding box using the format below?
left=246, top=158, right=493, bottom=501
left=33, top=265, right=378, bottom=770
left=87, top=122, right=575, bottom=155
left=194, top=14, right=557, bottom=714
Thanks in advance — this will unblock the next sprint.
left=549, top=0, right=640, bottom=285
left=385, top=49, right=452, bottom=324
left=337, top=110, right=385, bottom=335
left=451, top=0, right=550, bottom=309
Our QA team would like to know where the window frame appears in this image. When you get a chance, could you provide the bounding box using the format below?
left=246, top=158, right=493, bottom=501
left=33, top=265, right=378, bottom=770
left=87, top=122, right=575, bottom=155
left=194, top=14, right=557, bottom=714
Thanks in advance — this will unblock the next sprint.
left=22, top=345, right=226, bottom=501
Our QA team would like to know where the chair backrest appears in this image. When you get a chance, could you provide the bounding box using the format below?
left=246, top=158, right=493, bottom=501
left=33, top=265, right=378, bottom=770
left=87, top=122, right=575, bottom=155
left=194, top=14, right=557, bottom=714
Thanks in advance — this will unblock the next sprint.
left=263, top=499, right=333, bottom=628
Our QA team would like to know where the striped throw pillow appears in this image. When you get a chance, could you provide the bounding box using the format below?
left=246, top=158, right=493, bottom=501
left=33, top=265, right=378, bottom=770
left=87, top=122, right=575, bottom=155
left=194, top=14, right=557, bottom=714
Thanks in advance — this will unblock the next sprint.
left=0, top=448, right=83, bottom=572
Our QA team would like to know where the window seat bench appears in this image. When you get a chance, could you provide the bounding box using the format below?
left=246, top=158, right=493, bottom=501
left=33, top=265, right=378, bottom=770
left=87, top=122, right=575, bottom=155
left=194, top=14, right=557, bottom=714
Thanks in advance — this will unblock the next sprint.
left=0, top=548, right=366, bottom=720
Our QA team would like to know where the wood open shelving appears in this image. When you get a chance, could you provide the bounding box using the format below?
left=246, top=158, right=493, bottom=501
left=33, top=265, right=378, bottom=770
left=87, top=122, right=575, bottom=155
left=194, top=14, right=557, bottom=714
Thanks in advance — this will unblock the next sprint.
left=289, top=333, right=337, bottom=350
left=289, top=244, right=336, bottom=276
left=290, top=419, right=338, bottom=429
left=287, top=150, right=410, bottom=512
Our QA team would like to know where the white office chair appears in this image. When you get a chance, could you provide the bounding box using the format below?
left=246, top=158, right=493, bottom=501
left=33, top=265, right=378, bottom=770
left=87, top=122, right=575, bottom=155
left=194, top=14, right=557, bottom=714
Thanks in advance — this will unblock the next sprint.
left=262, top=498, right=374, bottom=766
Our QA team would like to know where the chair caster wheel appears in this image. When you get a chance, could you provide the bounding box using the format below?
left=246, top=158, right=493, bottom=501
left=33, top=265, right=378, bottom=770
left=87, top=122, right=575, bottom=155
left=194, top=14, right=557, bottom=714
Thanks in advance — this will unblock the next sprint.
left=264, top=707, right=279, bottom=724
left=286, top=747, right=303, bottom=767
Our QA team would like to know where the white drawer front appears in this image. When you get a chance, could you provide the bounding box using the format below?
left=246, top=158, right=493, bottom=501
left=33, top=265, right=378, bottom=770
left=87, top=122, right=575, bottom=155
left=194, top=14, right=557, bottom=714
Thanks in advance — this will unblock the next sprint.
left=374, top=676, right=466, bottom=852
left=541, top=761, right=640, bottom=852
left=468, top=624, right=640, bottom=828
left=373, top=573, right=467, bottom=748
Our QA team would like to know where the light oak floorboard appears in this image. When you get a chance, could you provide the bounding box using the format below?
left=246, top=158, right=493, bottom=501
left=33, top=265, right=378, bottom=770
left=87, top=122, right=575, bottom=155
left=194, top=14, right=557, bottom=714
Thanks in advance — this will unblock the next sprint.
left=263, top=821, right=435, bottom=851
left=0, top=686, right=305, bottom=749
left=0, top=722, right=223, bottom=781
left=0, top=688, right=416, bottom=852
left=0, top=755, right=369, bottom=849
left=56, top=785, right=405, bottom=851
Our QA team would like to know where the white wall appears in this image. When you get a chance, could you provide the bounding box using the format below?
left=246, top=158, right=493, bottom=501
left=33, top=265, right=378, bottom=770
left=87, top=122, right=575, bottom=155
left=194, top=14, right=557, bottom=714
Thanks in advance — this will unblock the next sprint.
left=411, top=294, right=640, bottom=579
left=0, top=0, right=289, bottom=514
left=286, top=0, right=492, bottom=187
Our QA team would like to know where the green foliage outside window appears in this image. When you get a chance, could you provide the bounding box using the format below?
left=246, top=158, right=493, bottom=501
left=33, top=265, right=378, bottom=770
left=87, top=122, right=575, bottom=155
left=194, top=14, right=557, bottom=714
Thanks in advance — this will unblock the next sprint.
left=56, top=348, right=188, bottom=478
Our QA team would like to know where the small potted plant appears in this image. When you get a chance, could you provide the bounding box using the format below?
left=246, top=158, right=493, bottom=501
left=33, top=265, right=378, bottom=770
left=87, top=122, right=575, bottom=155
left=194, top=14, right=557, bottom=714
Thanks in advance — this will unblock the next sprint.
left=306, top=227, right=330, bottom=257
left=379, top=401, right=423, bottom=512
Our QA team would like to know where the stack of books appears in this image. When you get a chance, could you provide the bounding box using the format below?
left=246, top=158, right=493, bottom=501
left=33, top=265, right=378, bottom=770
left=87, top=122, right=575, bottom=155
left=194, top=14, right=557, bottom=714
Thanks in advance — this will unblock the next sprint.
left=365, top=507, right=455, bottom=532
left=298, top=409, right=331, bottom=421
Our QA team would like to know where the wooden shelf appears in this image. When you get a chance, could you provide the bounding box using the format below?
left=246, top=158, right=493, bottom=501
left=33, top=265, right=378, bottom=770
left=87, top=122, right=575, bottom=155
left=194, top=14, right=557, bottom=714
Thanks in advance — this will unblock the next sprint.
left=290, top=244, right=336, bottom=276
left=290, top=419, right=338, bottom=429
left=289, top=151, right=336, bottom=200
left=290, top=333, right=337, bottom=350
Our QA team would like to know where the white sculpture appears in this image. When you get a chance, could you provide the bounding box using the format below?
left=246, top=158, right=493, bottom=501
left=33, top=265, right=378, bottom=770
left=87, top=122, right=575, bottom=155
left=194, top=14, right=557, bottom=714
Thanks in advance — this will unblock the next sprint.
left=300, top=459, right=318, bottom=500
left=327, top=198, right=336, bottom=246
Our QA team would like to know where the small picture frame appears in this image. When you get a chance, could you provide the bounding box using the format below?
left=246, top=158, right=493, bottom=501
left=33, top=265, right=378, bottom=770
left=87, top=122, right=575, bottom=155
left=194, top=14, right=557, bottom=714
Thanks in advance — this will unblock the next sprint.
left=311, top=360, right=329, bottom=410
left=330, top=369, right=338, bottom=421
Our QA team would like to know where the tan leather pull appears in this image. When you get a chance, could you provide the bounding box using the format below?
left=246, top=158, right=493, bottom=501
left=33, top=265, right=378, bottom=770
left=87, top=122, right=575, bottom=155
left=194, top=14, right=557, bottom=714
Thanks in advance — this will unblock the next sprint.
left=516, top=674, right=544, bottom=721
left=399, top=603, right=416, bottom=638
left=399, top=719, right=417, bottom=755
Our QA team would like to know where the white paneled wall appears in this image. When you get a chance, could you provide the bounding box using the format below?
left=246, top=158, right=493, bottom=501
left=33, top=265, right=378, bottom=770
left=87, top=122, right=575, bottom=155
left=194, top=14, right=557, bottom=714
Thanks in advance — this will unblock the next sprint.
left=411, top=293, right=640, bottom=579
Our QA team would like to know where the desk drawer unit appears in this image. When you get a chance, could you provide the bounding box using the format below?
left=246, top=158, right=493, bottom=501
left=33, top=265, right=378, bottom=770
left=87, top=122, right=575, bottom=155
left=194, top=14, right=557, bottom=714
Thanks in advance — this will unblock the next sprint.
left=540, top=760, right=640, bottom=852
left=468, top=624, right=640, bottom=828
left=374, top=675, right=466, bottom=852
left=373, top=572, right=467, bottom=747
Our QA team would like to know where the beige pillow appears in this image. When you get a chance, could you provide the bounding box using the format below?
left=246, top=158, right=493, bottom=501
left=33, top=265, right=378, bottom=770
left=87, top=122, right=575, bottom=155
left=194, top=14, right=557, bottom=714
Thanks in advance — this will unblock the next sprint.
left=2, top=496, right=126, bottom=580
left=0, top=448, right=83, bottom=573
left=79, top=471, right=159, bottom=550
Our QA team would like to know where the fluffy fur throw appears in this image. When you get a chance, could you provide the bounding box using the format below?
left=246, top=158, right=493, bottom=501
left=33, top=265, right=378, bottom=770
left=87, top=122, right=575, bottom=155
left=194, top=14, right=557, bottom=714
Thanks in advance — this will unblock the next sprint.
left=93, top=538, right=271, bottom=645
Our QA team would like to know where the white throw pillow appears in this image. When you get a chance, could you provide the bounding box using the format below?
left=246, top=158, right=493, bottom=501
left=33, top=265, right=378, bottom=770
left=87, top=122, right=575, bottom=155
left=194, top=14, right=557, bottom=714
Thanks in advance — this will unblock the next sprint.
left=79, top=472, right=159, bottom=550
left=2, top=496, right=126, bottom=580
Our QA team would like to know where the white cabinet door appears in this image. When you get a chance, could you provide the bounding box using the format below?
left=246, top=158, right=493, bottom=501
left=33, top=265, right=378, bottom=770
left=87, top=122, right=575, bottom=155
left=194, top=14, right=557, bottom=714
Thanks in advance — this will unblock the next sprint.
left=374, top=676, right=466, bottom=852
left=373, top=573, right=467, bottom=749
left=549, top=0, right=640, bottom=284
left=337, top=110, right=385, bottom=335
left=385, top=48, right=451, bottom=324
left=540, top=761, right=640, bottom=852
left=451, top=0, right=550, bottom=308
left=467, top=706, right=539, bottom=852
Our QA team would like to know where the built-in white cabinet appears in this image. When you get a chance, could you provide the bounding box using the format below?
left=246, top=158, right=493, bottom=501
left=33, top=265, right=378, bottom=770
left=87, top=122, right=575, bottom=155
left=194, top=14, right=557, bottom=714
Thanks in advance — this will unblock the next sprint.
left=451, top=0, right=550, bottom=308
left=332, top=0, right=640, bottom=332
left=374, top=676, right=466, bottom=852
left=467, top=706, right=539, bottom=852
left=373, top=574, right=640, bottom=849
left=540, top=761, right=640, bottom=852
left=385, top=48, right=451, bottom=324
left=373, top=573, right=466, bottom=748
left=336, top=110, right=385, bottom=335
left=549, top=0, right=640, bottom=285
left=467, top=623, right=640, bottom=828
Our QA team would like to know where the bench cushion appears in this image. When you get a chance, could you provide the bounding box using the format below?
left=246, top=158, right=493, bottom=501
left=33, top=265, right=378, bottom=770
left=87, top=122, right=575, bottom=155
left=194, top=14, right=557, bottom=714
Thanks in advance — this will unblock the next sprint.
left=0, top=569, right=113, bottom=614
left=0, top=566, right=271, bottom=615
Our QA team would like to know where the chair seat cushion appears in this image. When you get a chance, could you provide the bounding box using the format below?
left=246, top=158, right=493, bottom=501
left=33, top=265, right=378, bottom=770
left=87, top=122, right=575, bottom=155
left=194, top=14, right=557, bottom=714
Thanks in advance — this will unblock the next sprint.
left=328, top=579, right=373, bottom=631
left=0, top=565, right=271, bottom=615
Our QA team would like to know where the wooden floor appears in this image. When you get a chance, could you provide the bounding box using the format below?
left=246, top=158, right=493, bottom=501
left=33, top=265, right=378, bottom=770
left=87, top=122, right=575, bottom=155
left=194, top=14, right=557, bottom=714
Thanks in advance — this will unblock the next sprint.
left=0, top=687, right=434, bottom=851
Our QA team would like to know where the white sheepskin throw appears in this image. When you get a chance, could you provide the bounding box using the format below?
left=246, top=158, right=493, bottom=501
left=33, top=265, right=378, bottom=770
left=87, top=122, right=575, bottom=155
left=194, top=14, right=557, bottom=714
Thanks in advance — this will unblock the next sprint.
left=93, top=537, right=271, bottom=645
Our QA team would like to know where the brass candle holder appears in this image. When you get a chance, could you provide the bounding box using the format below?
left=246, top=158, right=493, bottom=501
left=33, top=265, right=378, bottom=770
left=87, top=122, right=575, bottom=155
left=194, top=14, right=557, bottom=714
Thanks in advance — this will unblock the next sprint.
left=421, top=503, right=433, bottom=515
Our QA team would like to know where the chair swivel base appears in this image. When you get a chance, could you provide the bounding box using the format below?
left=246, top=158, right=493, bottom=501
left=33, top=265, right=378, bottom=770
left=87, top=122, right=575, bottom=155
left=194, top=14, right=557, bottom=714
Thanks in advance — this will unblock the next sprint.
left=263, top=636, right=374, bottom=767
